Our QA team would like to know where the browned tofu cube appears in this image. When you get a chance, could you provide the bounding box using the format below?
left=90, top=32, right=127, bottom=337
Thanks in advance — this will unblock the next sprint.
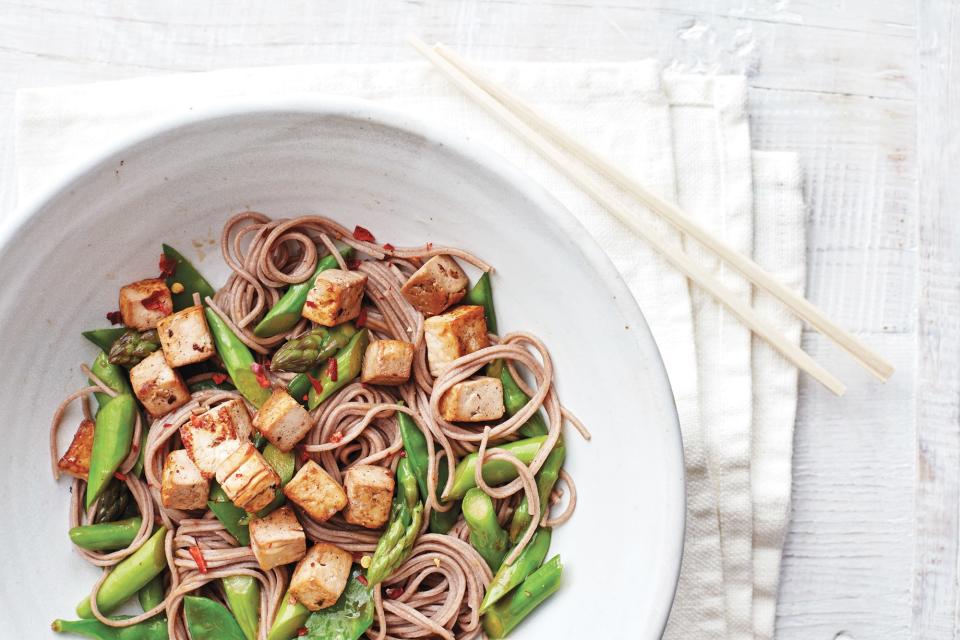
left=57, top=418, right=95, bottom=479
left=423, top=305, right=489, bottom=377
left=302, top=269, right=367, bottom=326
left=283, top=461, right=347, bottom=523
left=180, top=398, right=253, bottom=478
left=253, top=389, right=313, bottom=452
left=129, top=350, right=191, bottom=417
left=342, top=464, right=394, bottom=529
left=289, top=542, right=353, bottom=611
left=249, top=506, right=307, bottom=570
left=160, top=449, right=209, bottom=510
left=400, top=255, right=469, bottom=316
left=439, top=377, right=505, bottom=422
left=157, top=305, right=215, bottom=367
left=360, top=340, right=414, bottom=386
left=215, top=442, right=281, bottom=512
left=119, top=278, right=173, bottom=330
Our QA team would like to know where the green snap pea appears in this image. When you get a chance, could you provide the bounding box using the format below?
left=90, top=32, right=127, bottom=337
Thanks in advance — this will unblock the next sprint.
left=267, top=594, right=309, bottom=640
left=82, top=328, right=127, bottom=354
left=162, top=244, right=216, bottom=312
left=367, top=459, right=423, bottom=587
left=90, top=352, right=132, bottom=412
left=447, top=436, right=547, bottom=500
left=138, top=575, right=165, bottom=612
left=69, top=517, right=142, bottom=551
left=85, top=394, right=137, bottom=509
left=251, top=444, right=297, bottom=518
left=306, top=329, right=370, bottom=410
left=396, top=407, right=460, bottom=533
left=208, top=483, right=251, bottom=545
left=253, top=246, right=354, bottom=338
left=509, top=440, right=565, bottom=543
left=464, top=271, right=498, bottom=334
left=52, top=616, right=169, bottom=639
left=183, top=596, right=247, bottom=640
left=204, top=307, right=272, bottom=408
left=76, top=527, right=168, bottom=618
left=223, top=575, right=261, bottom=640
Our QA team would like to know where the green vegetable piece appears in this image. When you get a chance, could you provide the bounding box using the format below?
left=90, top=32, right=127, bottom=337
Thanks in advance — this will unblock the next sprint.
left=480, top=528, right=552, bottom=613
left=77, top=527, right=169, bottom=618
left=90, top=352, right=132, bottom=412
left=482, top=555, right=562, bottom=638
left=52, top=616, right=169, bottom=639
left=498, top=366, right=548, bottom=438
left=253, top=246, right=354, bottom=338
left=183, top=596, right=247, bottom=640
left=82, top=328, right=127, bottom=354
left=69, top=517, right=142, bottom=551
left=463, top=488, right=509, bottom=571
left=223, top=575, right=261, bottom=640
left=508, top=440, right=565, bottom=543
left=162, top=244, right=216, bottom=312
left=138, top=575, right=165, bottom=612
left=306, top=329, right=370, bottom=410
left=447, top=436, right=547, bottom=500
left=464, top=271, right=498, bottom=334
left=91, top=479, right=132, bottom=524
left=107, top=329, right=160, bottom=367
left=301, top=566, right=374, bottom=640
left=188, top=377, right=237, bottom=393
left=271, top=323, right=358, bottom=373
left=85, top=394, right=137, bottom=509
left=266, top=594, right=310, bottom=640
left=253, top=444, right=297, bottom=518
left=396, top=407, right=460, bottom=533
left=208, top=483, right=251, bottom=545
left=367, top=459, right=423, bottom=586
left=205, top=307, right=272, bottom=408
left=131, top=429, right=148, bottom=478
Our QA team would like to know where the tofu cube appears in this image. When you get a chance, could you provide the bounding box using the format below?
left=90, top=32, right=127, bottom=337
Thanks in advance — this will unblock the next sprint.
left=157, top=305, right=215, bottom=367
left=423, top=305, right=489, bottom=377
left=129, top=350, right=191, bottom=417
left=160, top=449, right=209, bottom=510
left=302, top=269, right=367, bottom=326
left=119, top=278, right=173, bottom=330
left=342, top=464, right=395, bottom=529
left=215, top=442, right=281, bottom=512
left=283, top=461, right=348, bottom=523
left=180, top=399, right=253, bottom=478
left=289, top=542, right=353, bottom=611
left=249, top=506, right=306, bottom=570
left=439, top=377, right=505, bottom=422
left=360, top=340, right=414, bottom=386
left=400, top=255, right=469, bottom=316
left=57, top=418, right=95, bottom=479
left=253, top=389, right=313, bottom=452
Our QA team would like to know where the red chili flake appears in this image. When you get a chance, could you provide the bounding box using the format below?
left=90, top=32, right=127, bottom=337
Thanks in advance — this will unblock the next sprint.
left=356, top=574, right=368, bottom=586
left=158, top=253, right=177, bottom=278
left=306, top=373, right=323, bottom=394
left=189, top=546, right=208, bottom=574
left=356, top=308, right=367, bottom=328
left=141, top=290, right=170, bottom=313
left=346, top=258, right=361, bottom=270
left=352, top=225, right=376, bottom=243
left=106, top=310, right=123, bottom=325
left=297, top=628, right=309, bottom=637
left=382, top=243, right=395, bottom=251
left=305, top=300, right=318, bottom=309
left=163, top=422, right=174, bottom=429
left=328, top=431, right=344, bottom=445
left=301, top=394, right=309, bottom=402
left=385, top=587, right=404, bottom=599
left=326, top=357, right=338, bottom=382
left=298, top=448, right=311, bottom=464
left=211, top=373, right=228, bottom=384
left=398, top=450, right=407, bottom=458
left=113, top=472, right=127, bottom=482
left=251, top=363, right=271, bottom=389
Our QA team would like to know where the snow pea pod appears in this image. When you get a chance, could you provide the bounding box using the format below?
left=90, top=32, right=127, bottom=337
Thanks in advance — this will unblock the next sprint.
left=82, top=328, right=127, bottom=354
left=464, top=271, right=498, bottom=333
left=447, top=436, right=547, bottom=500
left=396, top=407, right=459, bottom=533
left=162, top=244, right=216, bottom=312
left=85, top=394, right=137, bottom=509
left=207, top=483, right=251, bottom=545
left=222, top=575, right=260, bottom=640
left=183, top=596, right=247, bottom=640
left=300, top=566, right=374, bottom=640
left=77, top=527, right=168, bottom=618
left=52, top=616, right=169, bottom=639
left=90, top=352, right=131, bottom=411
left=204, top=307, right=271, bottom=408
left=69, top=517, right=142, bottom=551
left=253, top=246, right=354, bottom=338
left=306, top=329, right=370, bottom=410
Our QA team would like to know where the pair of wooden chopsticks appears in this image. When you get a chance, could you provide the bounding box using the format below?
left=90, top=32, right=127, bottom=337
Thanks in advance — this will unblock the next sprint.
left=408, top=37, right=893, bottom=396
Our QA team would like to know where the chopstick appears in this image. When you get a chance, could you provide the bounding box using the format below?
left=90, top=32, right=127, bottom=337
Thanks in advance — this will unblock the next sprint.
left=432, top=43, right=894, bottom=384
left=408, top=35, right=850, bottom=396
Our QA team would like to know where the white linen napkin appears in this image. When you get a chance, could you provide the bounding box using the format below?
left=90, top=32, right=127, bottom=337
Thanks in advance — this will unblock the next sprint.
left=12, top=60, right=805, bottom=638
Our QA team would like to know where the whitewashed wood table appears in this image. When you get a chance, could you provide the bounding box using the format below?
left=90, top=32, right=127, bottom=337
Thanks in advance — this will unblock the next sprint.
left=0, top=1, right=954, bottom=638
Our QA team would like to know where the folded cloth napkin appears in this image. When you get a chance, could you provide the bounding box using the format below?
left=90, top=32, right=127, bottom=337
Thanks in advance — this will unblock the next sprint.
left=13, top=60, right=804, bottom=638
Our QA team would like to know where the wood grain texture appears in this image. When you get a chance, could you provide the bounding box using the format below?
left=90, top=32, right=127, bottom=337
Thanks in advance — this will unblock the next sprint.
left=0, top=1, right=947, bottom=638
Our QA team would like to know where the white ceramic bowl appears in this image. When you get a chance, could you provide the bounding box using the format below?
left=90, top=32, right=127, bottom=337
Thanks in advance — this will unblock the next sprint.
left=0, top=97, right=683, bottom=638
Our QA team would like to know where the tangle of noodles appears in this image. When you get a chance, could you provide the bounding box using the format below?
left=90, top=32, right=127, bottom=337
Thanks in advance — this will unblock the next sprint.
left=49, top=212, right=589, bottom=639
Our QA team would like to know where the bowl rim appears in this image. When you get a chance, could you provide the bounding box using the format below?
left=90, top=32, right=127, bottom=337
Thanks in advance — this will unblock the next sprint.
left=2, top=94, right=685, bottom=634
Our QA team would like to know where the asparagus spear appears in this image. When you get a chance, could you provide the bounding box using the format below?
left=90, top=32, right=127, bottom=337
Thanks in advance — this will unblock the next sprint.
left=107, top=329, right=160, bottom=367
left=366, top=458, right=423, bottom=587
left=482, top=555, right=563, bottom=638
left=91, top=479, right=132, bottom=524
left=508, top=440, right=565, bottom=543
left=462, top=488, right=509, bottom=571
left=82, top=328, right=127, bottom=354
left=77, top=527, right=169, bottom=618
left=271, top=324, right=357, bottom=373
left=396, top=405, right=460, bottom=533
left=69, top=517, right=142, bottom=551
left=52, top=616, right=169, bottom=639
left=480, top=528, right=552, bottom=613
left=447, top=436, right=547, bottom=500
